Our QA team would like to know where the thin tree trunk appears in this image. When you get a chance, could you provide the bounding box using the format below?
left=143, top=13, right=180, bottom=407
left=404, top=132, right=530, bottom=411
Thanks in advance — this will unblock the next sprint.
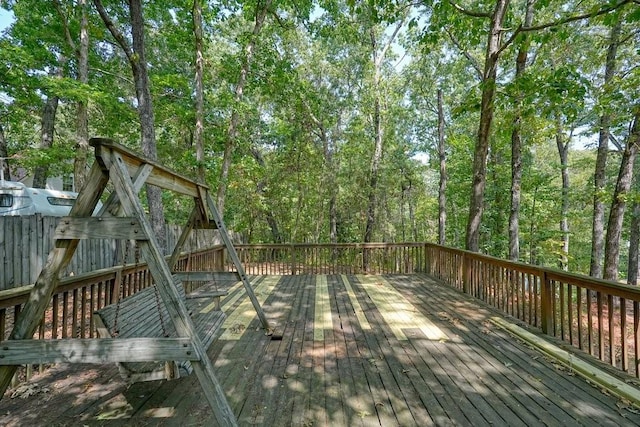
left=94, top=0, right=166, bottom=251
left=604, top=109, right=640, bottom=281
left=249, top=147, right=282, bottom=243
left=437, top=88, right=447, bottom=245
left=628, top=164, right=640, bottom=285
left=74, top=0, right=90, bottom=191
left=363, top=28, right=384, bottom=271
left=54, top=0, right=90, bottom=191
left=0, top=124, right=9, bottom=181
left=33, top=78, right=61, bottom=189
left=364, top=36, right=383, bottom=245
left=325, top=134, right=338, bottom=245
left=217, top=0, right=272, bottom=217
left=591, top=18, right=621, bottom=278
left=489, top=149, right=506, bottom=256
left=363, top=18, right=404, bottom=251
left=193, top=0, right=206, bottom=183
left=509, top=0, right=534, bottom=261
left=529, top=185, right=539, bottom=265
left=303, top=99, right=339, bottom=244
left=407, top=179, right=418, bottom=241
left=465, top=0, right=510, bottom=252
left=129, top=0, right=166, bottom=252
left=555, top=116, right=570, bottom=271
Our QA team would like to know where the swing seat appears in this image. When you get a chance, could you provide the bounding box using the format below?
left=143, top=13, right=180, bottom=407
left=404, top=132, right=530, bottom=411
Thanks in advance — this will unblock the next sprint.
left=94, top=281, right=227, bottom=383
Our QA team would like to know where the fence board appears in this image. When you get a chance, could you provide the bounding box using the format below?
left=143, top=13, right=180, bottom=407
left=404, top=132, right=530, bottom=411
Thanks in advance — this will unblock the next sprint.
left=0, top=216, right=227, bottom=290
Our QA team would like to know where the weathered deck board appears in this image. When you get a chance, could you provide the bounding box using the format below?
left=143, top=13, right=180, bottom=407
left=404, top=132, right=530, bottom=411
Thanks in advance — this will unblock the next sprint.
left=2, top=273, right=640, bottom=427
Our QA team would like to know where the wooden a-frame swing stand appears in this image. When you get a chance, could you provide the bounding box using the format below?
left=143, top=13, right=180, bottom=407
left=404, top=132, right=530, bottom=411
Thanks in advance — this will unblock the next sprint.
left=0, top=138, right=269, bottom=426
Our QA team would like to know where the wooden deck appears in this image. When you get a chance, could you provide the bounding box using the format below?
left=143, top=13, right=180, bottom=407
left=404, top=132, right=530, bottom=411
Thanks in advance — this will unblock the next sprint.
left=2, top=274, right=640, bottom=426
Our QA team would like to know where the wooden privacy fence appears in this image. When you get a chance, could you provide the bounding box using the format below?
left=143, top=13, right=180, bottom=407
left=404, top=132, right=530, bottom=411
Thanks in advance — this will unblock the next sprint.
left=0, top=215, right=226, bottom=290
left=424, top=243, right=640, bottom=378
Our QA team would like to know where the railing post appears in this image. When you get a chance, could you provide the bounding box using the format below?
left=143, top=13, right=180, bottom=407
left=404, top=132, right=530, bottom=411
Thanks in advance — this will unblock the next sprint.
left=463, top=253, right=470, bottom=294
left=290, top=245, right=297, bottom=275
left=215, top=247, right=225, bottom=272
left=423, top=244, right=428, bottom=274
left=541, top=270, right=553, bottom=335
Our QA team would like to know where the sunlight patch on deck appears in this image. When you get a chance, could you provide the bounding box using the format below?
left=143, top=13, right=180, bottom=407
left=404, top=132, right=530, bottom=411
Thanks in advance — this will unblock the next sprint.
left=356, top=275, right=448, bottom=341
left=314, top=275, right=332, bottom=341
left=220, top=276, right=281, bottom=340
left=341, top=274, right=371, bottom=330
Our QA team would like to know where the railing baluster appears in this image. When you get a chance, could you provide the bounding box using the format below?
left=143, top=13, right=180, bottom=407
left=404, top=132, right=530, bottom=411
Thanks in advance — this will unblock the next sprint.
left=577, top=286, right=583, bottom=350
left=635, top=301, right=640, bottom=378
left=608, top=294, right=615, bottom=366
left=587, top=290, right=595, bottom=355
left=597, top=292, right=604, bottom=361
left=621, top=298, right=627, bottom=372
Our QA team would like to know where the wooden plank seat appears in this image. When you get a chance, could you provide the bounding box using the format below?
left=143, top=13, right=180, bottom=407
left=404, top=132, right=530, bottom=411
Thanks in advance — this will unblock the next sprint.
left=94, top=280, right=228, bottom=383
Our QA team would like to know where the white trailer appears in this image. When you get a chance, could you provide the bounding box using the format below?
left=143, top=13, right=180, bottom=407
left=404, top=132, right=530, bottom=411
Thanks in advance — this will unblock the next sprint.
left=0, top=180, right=79, bottom=216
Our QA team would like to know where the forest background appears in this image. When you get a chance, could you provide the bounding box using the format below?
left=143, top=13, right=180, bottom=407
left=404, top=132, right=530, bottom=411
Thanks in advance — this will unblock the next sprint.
left=0, top=1, right=638, bottom=283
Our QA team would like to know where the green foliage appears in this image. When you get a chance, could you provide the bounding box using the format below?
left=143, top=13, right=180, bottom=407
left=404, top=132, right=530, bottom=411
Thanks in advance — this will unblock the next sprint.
left=0, top=0, right=637, bottom=278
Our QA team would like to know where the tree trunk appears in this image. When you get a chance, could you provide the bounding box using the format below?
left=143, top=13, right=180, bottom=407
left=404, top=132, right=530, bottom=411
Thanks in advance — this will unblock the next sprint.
left=129, top=0, right=166, bottom=251
left=465, top=0, right=510, bottom=252
left=364, top=62, right=383, bottom=244
left=362, top=27, right=384, bottom=273
left=94, top=0, right=166, bottom=251
left=628, top=166, right=640, bottom=285
left=590, top=18, right=621, bottom=278
left=54, top=0, right=90, bottom=191
left=324, top=133, right=338, bottom=245
left=509, top=0, right=534, bottom=261
left=407, top=178, right=418, bottom=241
left=74, top=0, right=90, bottom=191
left=555, top=116, right=570, bottom=271
left=217, top=0, right=272, bottom=217
left=32, top=90, right=60, bottom=189
left=437, top=88, right=447, bottom=246
left=249, top=147, right=282, bottom=243
left=363, top=17, right=404, bottom=250
left=604, top=109, right=640, bottom=281
left=529, top=185, right=539, bottom=265
left=0, top=124, right=9, bottom=181
left=192, top=0, right=206, bottom=183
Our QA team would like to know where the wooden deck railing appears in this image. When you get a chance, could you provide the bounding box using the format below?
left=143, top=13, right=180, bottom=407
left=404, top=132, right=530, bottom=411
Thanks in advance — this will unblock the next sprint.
left=424, top=243, right=640, bottom=378
left=231, top=243, right=425, bottom=275
left=2, top=241, right=640, bottom=383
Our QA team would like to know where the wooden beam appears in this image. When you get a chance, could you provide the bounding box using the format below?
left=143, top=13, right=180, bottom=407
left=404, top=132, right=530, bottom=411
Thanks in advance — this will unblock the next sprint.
left=0, top=338, right=197, bottom=364
left=91, top=138, right=204, bottom=197
left=204, top=192, right=270, bottom=331
left=97, top=162, right=154, bottom=217
left=54, top=217, right=147, bottom=240
left=168, top=207, right=198, bottom=270
left=173, top=272, right=240, bottom=282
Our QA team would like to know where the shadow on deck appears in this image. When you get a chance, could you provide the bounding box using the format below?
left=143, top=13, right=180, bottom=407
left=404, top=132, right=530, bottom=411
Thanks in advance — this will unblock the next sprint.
left=1, top=274, right=639, bottom=426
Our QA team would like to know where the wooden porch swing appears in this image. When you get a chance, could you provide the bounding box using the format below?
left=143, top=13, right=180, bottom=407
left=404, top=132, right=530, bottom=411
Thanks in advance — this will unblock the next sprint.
left=0, top=138, right=270, bottom=426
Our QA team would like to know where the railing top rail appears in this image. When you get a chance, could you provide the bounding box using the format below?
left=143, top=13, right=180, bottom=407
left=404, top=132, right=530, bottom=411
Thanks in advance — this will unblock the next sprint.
left=234, top=242, right=426, bottom=249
